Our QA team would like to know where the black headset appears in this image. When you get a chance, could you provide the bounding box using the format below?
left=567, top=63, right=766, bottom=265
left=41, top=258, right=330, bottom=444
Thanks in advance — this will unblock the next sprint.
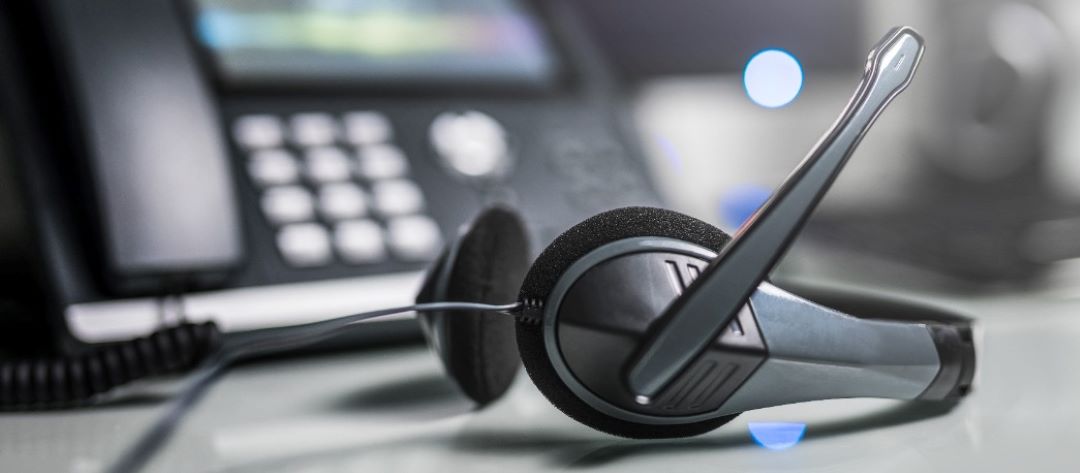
left=416, top=26, right=973, bottom=439
left=1, top=26, right=975, bottom=472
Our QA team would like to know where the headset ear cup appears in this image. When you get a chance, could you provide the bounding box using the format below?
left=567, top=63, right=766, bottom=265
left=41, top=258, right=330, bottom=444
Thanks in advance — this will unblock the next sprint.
left=516, top=207, right=739, bottom=438
left=417, top=206, right=531, bottom=405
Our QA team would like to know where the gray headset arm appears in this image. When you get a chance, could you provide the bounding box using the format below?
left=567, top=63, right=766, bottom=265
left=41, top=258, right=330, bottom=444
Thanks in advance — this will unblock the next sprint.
left=716, top=282, right=972, bottom=415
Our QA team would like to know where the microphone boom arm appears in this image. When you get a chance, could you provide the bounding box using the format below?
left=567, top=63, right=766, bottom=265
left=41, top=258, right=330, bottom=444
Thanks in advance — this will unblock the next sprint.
left=625, top=27, right=926, bottom=402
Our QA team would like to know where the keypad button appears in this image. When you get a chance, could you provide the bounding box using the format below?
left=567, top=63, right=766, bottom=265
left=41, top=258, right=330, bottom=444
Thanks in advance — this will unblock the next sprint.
left=344, top=111, right=392, bottom=145
left=277, top=223, right=332, bottom=267
left=248, top=149, right=300, bottom=187
left=371, top=179, right=425, bottom=216
left=290, top=113, right=338, bottom=146
left=356, top=144, right=409, bottom=180
left=304, top=147, right=352, bottom=183
left=386, top=215, right=442, bottom=261
left=261, top=186, right=315, bottom=225
left=233, top=115, right=284, bottom=149
left=334, top=219, right=387, bottom=264
left=318, top=182, right=367, bottom=220
left=429, top=110, right=510, bottom=179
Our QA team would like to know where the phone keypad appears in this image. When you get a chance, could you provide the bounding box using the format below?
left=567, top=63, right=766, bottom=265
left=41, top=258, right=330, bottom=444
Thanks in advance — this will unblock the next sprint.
left=289, top=113, right=338, bottom=147
left=234, top=111, right=442, bottom=268
left=334, top=219, right=387, bottom=263
left=318, top=182, right=368, bottom=220
left=357, top=144, right=409, bottom=180
left=277, top=223, right=333, bottom=267
left=233, top=115, right=285, bottom=149
left=303, top=146, right=352, bottom=183
left=248, top=149, right=301, bottom=187
left=344, top=111, right=393, bottom=145
left=371, top=179, right=425, bottom=217
left=385, top=215, right=443, bottom=261
left=261, top=185, right=315, bottom=225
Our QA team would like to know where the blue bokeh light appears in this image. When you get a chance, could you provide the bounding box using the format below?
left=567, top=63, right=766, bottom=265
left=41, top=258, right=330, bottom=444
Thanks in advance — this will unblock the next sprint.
left=743, top=49, right=803, bottom=108
left=748, top=422, right=807, bottom=450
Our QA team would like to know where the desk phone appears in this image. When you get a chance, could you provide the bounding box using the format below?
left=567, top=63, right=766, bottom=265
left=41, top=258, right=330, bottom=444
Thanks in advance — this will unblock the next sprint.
left=0, top=0, right=660, bottom=353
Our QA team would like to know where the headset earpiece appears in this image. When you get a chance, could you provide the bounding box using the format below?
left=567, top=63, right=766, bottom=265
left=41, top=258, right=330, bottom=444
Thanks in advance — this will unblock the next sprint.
left=417, top=206, right=531, bottom=405
left=516, top=207, right=740, bottom=438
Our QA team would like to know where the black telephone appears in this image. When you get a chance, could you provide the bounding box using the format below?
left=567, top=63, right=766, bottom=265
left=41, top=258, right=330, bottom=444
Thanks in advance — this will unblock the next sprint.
left=0, top=0, right=660, bottom=355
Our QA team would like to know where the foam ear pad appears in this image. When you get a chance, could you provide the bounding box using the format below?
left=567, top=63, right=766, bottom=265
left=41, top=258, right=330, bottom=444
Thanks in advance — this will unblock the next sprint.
left=417, top=206, right=531, bottom=405
left=516, top=206, right=738, bottom=438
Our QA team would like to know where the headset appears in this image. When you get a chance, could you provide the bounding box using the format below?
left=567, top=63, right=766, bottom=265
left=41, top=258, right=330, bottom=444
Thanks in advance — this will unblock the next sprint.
left=0, top=27, right=975, bottom=472
left=415, top=26, right=973, bottom=438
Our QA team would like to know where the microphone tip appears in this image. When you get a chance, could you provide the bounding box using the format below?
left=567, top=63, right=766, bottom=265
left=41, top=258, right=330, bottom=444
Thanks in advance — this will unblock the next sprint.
left=865, top=26, right=925, bottom=91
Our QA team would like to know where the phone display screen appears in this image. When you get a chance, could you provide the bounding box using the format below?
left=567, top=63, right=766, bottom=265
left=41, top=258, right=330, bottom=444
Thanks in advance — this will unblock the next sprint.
left=191, top=0, right=558, bottom=88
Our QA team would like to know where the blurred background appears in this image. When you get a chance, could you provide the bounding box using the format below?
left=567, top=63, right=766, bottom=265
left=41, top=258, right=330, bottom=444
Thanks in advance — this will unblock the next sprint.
left=603, top=0, right=1080, bottom=290
left=3, top=0, right=1080, bottom=353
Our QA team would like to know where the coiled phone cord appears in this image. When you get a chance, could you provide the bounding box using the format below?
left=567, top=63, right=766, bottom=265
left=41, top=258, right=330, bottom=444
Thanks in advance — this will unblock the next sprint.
left=0, top=322, right=222, bottom=410
left=101, top=301, right=522, bottom=473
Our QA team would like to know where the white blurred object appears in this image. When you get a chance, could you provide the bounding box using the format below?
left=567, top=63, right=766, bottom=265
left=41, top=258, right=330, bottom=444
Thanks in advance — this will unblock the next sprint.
left=917, top=1, right=1065, bottom=182
left=1045, top=0, right=1080, bottom=202
left=429, top=110, right=511, bottom=181
left=635, top=0, right=1080, bottom=283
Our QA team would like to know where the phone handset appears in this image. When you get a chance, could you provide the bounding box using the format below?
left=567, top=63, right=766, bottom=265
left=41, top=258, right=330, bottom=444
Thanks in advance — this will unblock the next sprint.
left=46, top=0, right=242, bottom=292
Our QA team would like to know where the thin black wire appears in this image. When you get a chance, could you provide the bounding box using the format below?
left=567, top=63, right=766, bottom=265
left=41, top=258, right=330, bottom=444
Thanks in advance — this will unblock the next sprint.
left=106, top=301, right=522, bottom=473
